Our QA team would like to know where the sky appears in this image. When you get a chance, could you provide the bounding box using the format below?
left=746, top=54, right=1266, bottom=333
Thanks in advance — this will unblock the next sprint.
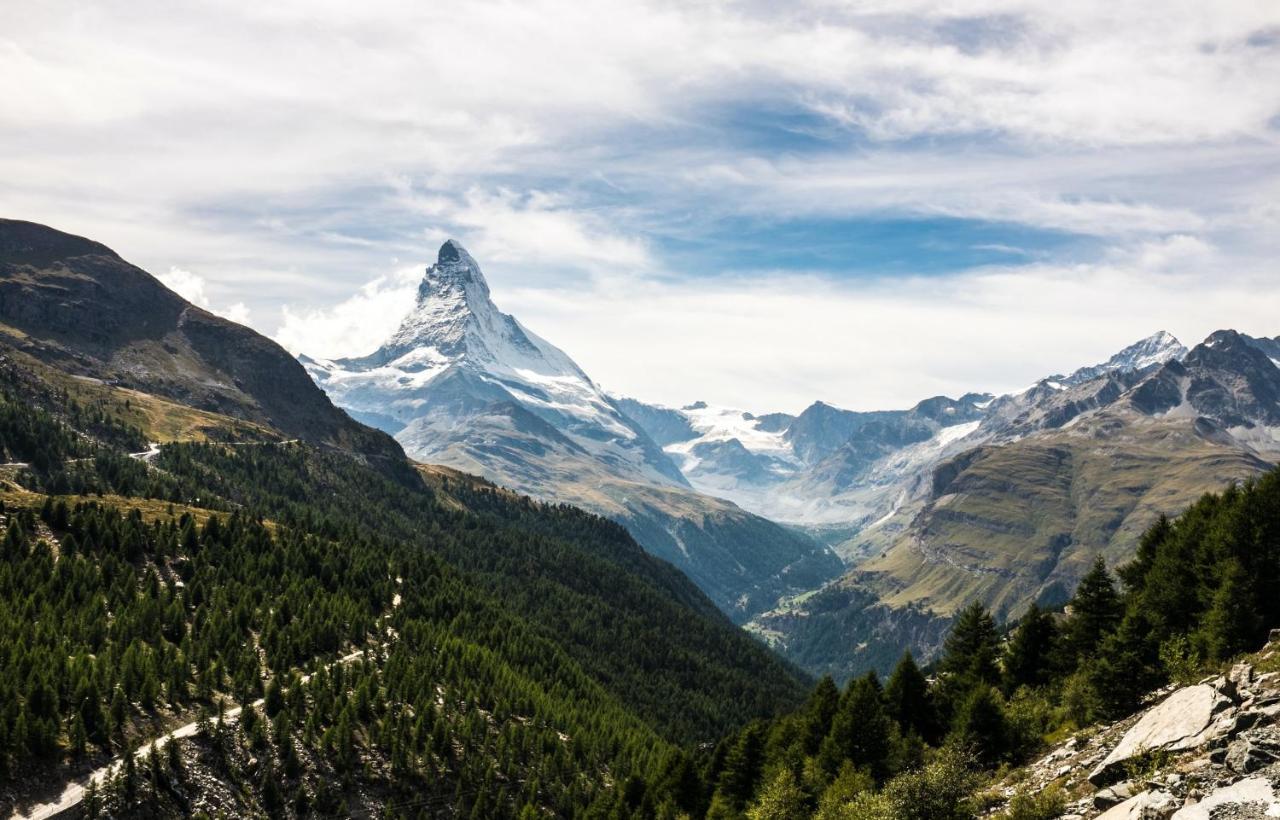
left=4, top=0, right=1280, bottom=413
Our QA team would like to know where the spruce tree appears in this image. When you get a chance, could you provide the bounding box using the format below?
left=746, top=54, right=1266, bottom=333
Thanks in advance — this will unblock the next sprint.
left=714, top=723, right=766, bottom=811
left=746, top=768, right=807, bottom=820
left=884, top=652, right=935, bottom=742
left=818, top=672, right=893, bottom=783
left=948, top=686, right=1008, bottom=767
left=803, top=676, right=841, bottom=754
left=1089, top=611, right=1161, bottom=719
left=1063, top=556, right=1122, bottom=664
left=939, top=601, right=1001, bottom=687
left=1198, top=558, right=1261, bottom=661
left=1002, top=603, right=1058, bottom=693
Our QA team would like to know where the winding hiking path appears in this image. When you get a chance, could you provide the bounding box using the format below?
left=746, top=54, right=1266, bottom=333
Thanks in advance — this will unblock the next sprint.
left=10, top=577, right=402, bottom=820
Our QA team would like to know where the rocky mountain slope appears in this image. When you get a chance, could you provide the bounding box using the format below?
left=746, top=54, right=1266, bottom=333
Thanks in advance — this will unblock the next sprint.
left=748, top=331, right=1280, bottom=678
left=985, top=639, right=1280, bottom=819
left=303, top=241, right=841, bottom=619
left=0, top=219, right=401, bottom=463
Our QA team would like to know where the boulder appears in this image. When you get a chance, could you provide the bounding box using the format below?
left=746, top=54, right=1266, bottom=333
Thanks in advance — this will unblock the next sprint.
left=1090, top=685, right=1235, bottom=785
left=1095, top=781, right=1139, bottom=809
left=1170, top=776, right=1280, bottom=818
left=1225, top=737, right=1276, bottom=774
left=1229, top=662, right=1255, bottom=689
left=1095, top=790, right=1180, bottom=819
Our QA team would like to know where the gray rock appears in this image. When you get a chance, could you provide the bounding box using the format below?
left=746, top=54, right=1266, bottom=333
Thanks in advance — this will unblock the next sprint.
left=1091, top=685, right=1235, bottom=785
left=1225, top=738, right=1276, bottom=773
left=1170, top=776, right=1280, bottom=818
left=1229, top=663, right=1255, bottom=688
left=1096, top=781, right=1139, bottom=809
left=1095, top=790, right=1180, bottom=819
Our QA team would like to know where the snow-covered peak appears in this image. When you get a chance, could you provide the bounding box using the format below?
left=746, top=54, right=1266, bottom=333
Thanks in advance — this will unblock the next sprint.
left=302, top=241, right=693, bottom=487
left=1108, top=330, right=1186, bottom=371
left=1063, top=331, right=1187, bottom=385
left=365, top=240, right=586, bottom=383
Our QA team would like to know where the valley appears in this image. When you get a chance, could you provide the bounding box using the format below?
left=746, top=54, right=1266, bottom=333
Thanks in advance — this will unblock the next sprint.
left=296, top=238, right=1280, bottom=682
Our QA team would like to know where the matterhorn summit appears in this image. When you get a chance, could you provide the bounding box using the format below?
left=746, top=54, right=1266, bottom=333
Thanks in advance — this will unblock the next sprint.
left=335, top=240, right=589, bottom=384
left=304, top=240, right=685, bottom=484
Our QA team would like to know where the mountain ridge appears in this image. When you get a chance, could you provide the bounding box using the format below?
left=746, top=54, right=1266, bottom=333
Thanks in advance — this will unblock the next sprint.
left=0, top=218, right=403, bottom=464
left=304, top=240, right=842, bottom=619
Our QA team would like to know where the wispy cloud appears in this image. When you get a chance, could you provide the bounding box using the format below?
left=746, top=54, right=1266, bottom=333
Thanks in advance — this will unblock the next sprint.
left=3, top=0, right=1279, bottom=409
left=157, top=266, right=254, bottom=325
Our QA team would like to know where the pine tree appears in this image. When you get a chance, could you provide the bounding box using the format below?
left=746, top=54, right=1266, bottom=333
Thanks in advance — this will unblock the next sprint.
left=948, top=686, right=1009, bottom=767
left=884, top=652, right=935, bottom=742
left=264, top=677, right=285, bottom=718
left=1063, top=556, right=1122, bottom=664
left=714, top=723, right=767, bottom=810
left=1089, top=611, right=1161, bottom=719
left=818, top=672, right=893, bottom=783
left=1002, top=603, right=1058, bottom=693
left=1198, top=558, right=1260, bottom=661
left=939, top=602, right=1001, bottom=687
left=803, top=676, right=841, bottom=754
left=746, top=767, right=807, bottom=820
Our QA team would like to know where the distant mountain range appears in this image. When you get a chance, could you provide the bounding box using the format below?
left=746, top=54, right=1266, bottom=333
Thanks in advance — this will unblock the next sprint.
left=303, top=241, right=841, bottom=620
left=742, top=330, right=1280, bottom=676
left=296, top=240, right=1280, bottom=677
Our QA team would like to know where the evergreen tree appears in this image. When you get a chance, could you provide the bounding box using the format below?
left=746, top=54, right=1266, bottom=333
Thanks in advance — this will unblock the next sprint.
left=938, top=602, right=1001, bottom=687
left=884, top=652, right=935, bottom=743
left=803, top=676, right=841, bottom=755
left=818, top=672, right=893, bottom=783
left=746, top=767, right=807, bottom=820
left=264, top=677, right=285, bottom=718
left=948, top=686, right=1009, bottom=767
left=1062, top=556, right=1122, bottom=664
left=1197, top=558, right=1260, bottom=661
left=1001, top=603, right=1058, bottom=693
left=714, top=723, right=766, bottom=810
left=1089, top=611, right=1161, bottom=719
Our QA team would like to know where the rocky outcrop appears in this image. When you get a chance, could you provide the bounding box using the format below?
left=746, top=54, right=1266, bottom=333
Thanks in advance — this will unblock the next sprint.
left=1090, top=684, right=1236, bottom=784
left=987, top=632, right=1280, bottom=819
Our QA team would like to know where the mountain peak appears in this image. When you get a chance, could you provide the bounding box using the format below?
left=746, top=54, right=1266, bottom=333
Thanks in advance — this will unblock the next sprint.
left=419, top=239, right=489, bottom=301
left=1109, top=330, right=1186, bottom=369
left=344, top=239, right=507, bottom=367
left=1062, top=331, right=1187, bottom=385
left=437, top=238, right=467, bottom=264
left=329, top=242, right=590, bottom=388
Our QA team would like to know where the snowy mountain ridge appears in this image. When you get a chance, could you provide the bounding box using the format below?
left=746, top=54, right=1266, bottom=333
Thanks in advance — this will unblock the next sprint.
left=616, top=331, right=1194, bottom=529
left=304, top=240, right=674, bottom=485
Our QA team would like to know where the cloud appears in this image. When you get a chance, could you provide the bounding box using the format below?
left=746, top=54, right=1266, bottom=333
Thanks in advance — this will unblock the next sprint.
left=501, top=255, right=1280, bottom=414
left=220, top=302, right=253, bottom=325
left=271, top=230, right=1280, bottom=414
left=397, top=185, right=652, bottom=275
left=4, top=0, right=1279, bottom=411
left=158, top=267, right=209, bottom=307
left=157, top=266, right=255, bottom=325
left=274, top=266, right=422, bottom=358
